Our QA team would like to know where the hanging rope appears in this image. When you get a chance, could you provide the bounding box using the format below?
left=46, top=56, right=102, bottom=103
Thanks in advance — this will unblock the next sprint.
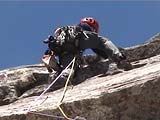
left=27, top=57, right=77, bottom=120
left=58, top=57, right=76, bottom=120
left=27, top=57, right=75, bottom=111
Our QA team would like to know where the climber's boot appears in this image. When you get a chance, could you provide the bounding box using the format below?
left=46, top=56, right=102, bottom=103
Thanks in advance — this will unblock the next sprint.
left=117, top=59, right=133, bottom=71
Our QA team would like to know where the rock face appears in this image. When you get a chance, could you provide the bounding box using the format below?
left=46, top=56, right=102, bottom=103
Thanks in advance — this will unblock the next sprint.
left=0, top=65, right=48, bottom=105
left=0, top=33, right=160, bottom=120
left=122, top=33, right=160, bottom=62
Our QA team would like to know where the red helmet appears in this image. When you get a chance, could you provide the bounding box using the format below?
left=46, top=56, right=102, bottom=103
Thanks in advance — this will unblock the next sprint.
left=80, top=17, right=99, bottom=33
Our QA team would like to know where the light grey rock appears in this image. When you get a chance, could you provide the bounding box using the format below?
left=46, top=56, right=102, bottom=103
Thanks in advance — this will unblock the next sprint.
left=0, top=33, right=160, bottom=120
left=0, top=64, right=49, bottom=105
left=0, top=54, right=160, bottom=120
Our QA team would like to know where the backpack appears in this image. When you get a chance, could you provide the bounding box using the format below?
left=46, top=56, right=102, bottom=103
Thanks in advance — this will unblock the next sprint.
left=54, top=26, right=82, bottom=48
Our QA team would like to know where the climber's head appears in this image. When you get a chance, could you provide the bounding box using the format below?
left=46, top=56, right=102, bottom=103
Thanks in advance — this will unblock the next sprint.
left=78, top=17, right=99, bottom=33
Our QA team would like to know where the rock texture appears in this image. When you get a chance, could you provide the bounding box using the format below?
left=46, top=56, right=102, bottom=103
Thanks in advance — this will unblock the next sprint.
left=122, top=33, right=160, bottom=62
left=0, top=33, right=160, bottom=120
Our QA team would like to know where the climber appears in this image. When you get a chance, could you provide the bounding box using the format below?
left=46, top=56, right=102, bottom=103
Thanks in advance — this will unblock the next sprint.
left=42, top=17, right=132, bottom=88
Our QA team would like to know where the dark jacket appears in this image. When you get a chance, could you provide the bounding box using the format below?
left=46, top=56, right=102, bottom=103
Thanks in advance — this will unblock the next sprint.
left=44, top=25, right=125, bottom=70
